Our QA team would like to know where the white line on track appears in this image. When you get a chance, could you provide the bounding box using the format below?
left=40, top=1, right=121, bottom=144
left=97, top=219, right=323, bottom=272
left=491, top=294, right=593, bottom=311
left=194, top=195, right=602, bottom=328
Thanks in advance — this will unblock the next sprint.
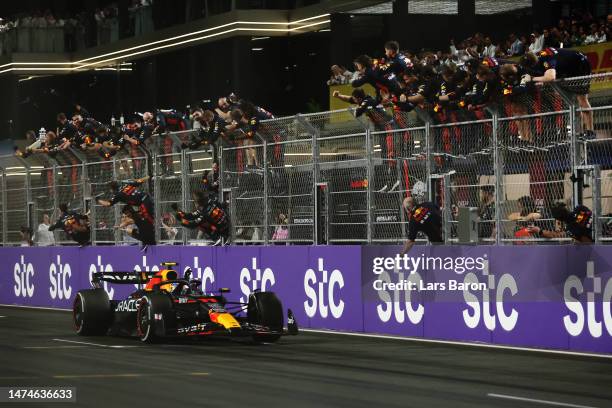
left=487, top=393, right=599, bottom=408
left=301, top=329, right=612, bottom=360
left=23, top=345, right=88, bottom=349
left=52, top=338, right=141, bottom=349
left=0, top=304, right=71, bottom=312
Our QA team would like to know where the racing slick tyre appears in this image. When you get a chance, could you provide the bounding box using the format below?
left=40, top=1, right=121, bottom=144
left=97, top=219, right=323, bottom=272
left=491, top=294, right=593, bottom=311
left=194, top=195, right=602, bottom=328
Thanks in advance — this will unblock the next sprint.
left=137, top=294, right=173, bottom=343
left=73, top=289, right=111, bottom=336
left=248, top=292, right=283, bottom=343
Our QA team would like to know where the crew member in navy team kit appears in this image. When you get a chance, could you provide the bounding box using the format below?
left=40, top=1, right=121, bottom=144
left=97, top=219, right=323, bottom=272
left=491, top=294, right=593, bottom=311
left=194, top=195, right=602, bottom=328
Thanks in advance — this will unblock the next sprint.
left=183, top=109, right=227, bottom=162
left=333, top=87, right=400, bottom=192
left=521, top=47, right=594, bottom=138
left=48, top=203, right=91, bottom=246
left=96, top=177, right=156, bottom=247
left=401, top=196, right=443, bottom=254
left=120, top=204, right=157, bottom=247
left=171, top=190, right=230, bottom=245
left=528, top=202, right=594, bottom=243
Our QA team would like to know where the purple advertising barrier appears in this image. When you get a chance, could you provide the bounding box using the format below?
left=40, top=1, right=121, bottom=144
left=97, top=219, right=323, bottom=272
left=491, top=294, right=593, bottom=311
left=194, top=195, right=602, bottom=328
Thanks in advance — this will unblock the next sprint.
left=360, top=245, right=612, bottom=354
left=0, top=245, right=611, bottom=354
left=3, top=247, right=82, bottom=309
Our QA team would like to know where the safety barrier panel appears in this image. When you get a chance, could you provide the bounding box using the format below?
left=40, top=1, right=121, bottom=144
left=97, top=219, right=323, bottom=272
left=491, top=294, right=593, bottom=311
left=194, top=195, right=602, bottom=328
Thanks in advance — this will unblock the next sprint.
left=1, top=245, right=610, bottom=354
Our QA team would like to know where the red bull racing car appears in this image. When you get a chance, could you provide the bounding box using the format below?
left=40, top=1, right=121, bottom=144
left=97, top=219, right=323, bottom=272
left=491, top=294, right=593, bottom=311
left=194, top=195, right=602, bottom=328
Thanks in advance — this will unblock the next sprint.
left=72, top=262, right=298, bottom=343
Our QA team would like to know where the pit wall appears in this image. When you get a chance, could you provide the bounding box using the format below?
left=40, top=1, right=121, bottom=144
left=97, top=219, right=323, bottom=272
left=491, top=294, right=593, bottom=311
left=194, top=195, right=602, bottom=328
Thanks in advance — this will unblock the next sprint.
left=1, top=245, right=611, bottom=354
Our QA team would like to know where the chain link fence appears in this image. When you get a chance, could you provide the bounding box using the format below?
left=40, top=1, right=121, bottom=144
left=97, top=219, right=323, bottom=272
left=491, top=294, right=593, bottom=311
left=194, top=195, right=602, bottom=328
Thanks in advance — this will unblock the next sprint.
left=1, top=73, right=611, bottom=246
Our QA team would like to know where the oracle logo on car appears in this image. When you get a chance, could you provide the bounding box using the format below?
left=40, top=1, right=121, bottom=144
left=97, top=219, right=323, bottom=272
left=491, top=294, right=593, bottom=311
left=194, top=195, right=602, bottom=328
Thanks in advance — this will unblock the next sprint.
left=240, top=258, right=275, bottom=304
left=49, top=255, right=72, bottom=300
left=564, top=261, right=612, bottom=338
left=13, top=255, right=35, bottom=298
left=304, top=258, right=345, bottom=319
left=88, top=255, right=114, bottom=299
left=115, top=298, right=138, bottom=312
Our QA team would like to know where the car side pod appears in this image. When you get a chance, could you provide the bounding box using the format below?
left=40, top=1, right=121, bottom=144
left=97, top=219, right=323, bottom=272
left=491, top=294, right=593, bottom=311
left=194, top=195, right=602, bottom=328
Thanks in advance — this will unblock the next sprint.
left=286, top=309, right=299, bottom=335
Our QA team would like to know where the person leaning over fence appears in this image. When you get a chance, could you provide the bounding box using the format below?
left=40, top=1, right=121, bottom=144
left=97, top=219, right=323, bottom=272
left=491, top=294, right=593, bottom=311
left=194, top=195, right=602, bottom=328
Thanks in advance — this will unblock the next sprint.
left=400, top=196, right=443, bottom=255
left=119, top=204, right=156, bottom=249
left=182, top=109, right=226, bottom=162
left=48, top=203, right=90, bottom=246
left=528, top=202, right=593, bottom=243
left=97, top=177, right=154, bottom=226
left=171, top=190, right=230, bottom=246
left=333, top=87, right=400, bottom=192
left=499, top=63, right=537, bottom=142
left=520, top=48, right=594, bottom=139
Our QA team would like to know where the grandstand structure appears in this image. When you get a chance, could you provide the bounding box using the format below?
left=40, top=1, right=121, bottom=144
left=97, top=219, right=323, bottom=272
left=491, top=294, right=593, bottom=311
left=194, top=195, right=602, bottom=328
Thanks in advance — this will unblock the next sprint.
left=0, top=72, right=610, bottom=246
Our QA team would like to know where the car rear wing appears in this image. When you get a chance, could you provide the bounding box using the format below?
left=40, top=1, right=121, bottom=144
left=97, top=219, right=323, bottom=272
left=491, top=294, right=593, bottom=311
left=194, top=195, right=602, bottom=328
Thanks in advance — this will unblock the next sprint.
left=91, top=271, right=158, bottom=285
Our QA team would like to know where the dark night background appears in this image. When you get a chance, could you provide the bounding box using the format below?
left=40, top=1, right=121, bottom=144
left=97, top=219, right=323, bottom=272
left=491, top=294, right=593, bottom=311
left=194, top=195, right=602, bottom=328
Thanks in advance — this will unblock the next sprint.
left=0, top=0, right=602, bottom=139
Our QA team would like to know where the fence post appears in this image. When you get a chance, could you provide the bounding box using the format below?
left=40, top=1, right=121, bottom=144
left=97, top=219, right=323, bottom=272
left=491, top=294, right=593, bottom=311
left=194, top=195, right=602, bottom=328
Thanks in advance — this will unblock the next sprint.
left=112, top=157, right=120, bottom=245
left=180, top=149, right=189, bottom=245
left=442, top=173, right=451, bottom=244
left=218, top=146, right=224, bottom=191
left=153, top=154, right=162, bottom=244
left=311, top=119, right=320, bottom=245
left=425, top=121, right=433, bottom=202
left=51, top=164, right=59, bottom=244
left=263, top=140, right=269, bottom=245
left=1, top=169, right=6, bottom=245
left=365, top=129, right=373, bottom=244
left=592, top=165, right=602, bottom=244
left=24, top=162, right=32, bottom=230
left=569, top=103, right=581, bottom=208
left=492, top=112, right=503, bottom=245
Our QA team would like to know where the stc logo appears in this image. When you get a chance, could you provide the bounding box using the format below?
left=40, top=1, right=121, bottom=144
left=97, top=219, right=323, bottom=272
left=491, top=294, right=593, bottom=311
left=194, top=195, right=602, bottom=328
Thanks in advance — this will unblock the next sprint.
left=184, top=257, right=214, bottom=292
left=14, top=255, right=35, bottom=298
left=88, top=255, right=114, bottom=299
left=49, top=255, right=72, bottom=300
left=564, top=261, right=612, bottom=338
left=304, top=258, right=345, bottom=319
left=240, top=258, right=275, bottom=304
left=462, top=266, right=518, bottom=332
left=377, top=270, right=424, bottom=325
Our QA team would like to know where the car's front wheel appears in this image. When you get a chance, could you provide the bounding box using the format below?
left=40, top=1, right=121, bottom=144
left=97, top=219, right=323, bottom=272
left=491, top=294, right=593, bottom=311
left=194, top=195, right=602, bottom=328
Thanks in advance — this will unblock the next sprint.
left=248, top=292, right=283, bottom=343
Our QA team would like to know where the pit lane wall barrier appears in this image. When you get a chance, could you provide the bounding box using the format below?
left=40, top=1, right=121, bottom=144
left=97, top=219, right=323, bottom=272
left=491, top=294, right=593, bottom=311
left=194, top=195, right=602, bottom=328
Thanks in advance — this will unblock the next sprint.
left=1, top=245, right=611, bottom=354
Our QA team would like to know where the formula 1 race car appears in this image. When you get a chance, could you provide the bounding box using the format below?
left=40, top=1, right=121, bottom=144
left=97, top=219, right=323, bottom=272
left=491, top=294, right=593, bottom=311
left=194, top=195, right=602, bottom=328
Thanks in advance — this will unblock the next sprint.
left=72, top=262, right=298, bottom=343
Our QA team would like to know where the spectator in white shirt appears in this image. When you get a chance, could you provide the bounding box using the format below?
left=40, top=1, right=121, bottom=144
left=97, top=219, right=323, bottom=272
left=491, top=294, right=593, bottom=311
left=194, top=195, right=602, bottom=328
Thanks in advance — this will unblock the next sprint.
left=528, top=32, right=543, bottom=53
left=36, top=214, right=55, bottom=246
left=482, top=36, right=497, bottom=58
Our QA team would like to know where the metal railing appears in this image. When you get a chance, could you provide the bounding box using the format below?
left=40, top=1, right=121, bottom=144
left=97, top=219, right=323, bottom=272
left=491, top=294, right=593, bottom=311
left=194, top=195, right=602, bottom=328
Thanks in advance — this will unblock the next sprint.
left=2, top=73, right=611, bottom=246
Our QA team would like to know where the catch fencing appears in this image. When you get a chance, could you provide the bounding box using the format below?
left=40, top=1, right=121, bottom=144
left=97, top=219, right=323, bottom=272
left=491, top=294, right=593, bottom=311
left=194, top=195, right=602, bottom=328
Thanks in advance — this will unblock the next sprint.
left=1, top=73, right=611, bottom=246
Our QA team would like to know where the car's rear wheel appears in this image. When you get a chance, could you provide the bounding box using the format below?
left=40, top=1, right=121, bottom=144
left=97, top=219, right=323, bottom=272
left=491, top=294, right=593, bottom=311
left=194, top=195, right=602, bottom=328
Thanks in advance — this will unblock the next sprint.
left=73, top=289, right=111, bottom=336
left=137, top=294, right=172, bottom=343
left=248, top=292, right=283, bottom=343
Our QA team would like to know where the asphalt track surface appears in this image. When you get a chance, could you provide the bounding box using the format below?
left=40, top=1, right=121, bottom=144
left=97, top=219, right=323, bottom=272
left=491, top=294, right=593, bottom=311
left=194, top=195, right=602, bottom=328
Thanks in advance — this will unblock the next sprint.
left=0, top=307, right=611, bottom=408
